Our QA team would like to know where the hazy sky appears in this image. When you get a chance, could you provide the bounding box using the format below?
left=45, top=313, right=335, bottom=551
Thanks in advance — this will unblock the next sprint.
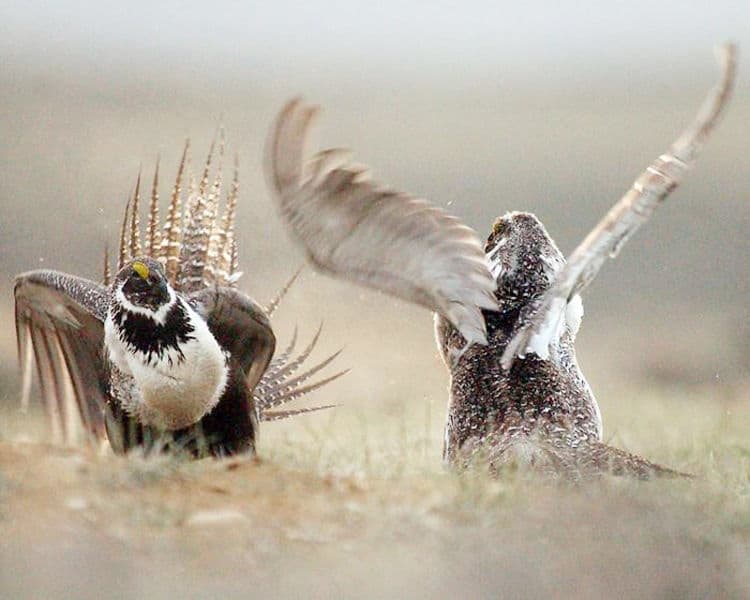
left=2, top=1, right=746, bottom=86
left=0, top=1, right=746, bottom=383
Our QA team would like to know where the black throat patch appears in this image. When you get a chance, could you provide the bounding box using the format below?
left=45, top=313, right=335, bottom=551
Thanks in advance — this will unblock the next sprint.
left=112, top=299, right=196, bottom=367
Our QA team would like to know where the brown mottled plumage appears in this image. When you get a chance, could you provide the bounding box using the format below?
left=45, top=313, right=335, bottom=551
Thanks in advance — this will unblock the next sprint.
left=265, top=45, right=736, bottom=479
left=437, top=213, right=684, bottom=479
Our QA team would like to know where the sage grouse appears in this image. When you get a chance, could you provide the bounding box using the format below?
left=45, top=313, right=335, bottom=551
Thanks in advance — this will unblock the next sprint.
left=264, top=45, right=736, bottom=478
left=14, top=138, right=343, bottom=457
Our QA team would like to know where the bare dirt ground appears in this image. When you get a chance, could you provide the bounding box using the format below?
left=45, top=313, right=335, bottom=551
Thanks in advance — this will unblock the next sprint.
left=1, top=381, right=749, bottom=600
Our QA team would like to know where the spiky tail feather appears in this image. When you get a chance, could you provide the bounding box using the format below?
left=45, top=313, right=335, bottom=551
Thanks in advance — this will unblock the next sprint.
left=254, top=325, right=347, bottom=420
left=261, top=405, right=336, bottom=422
left=108, top=136, right=243, bottom=290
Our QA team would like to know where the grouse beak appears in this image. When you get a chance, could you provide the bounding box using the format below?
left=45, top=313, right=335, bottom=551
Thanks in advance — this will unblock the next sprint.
left=156, top=277, right=169, bottom=298
left=149, top=277, right=170, bottom=308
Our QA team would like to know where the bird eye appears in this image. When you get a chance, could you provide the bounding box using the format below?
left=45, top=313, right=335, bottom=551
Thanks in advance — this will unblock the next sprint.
left=125, top=273, right=150, bottom=293
left=486, top=219, right=509, bottom=253
left=491, top=221, right=507, bottom=238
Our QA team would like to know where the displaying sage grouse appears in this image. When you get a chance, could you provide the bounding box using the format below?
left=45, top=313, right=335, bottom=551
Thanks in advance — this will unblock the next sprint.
left=264, top=45, right=736, bottom=478
left=14, top=138, right=343, bottom=457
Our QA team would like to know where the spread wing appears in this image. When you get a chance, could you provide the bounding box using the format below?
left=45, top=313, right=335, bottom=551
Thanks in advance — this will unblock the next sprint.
left=14, top=270, right=111, bottom=444
left=501, top=43, right=738, bottom=369
left=190, top=287, right=277, bottom=395
left=264, top=98, right=498, bottom=346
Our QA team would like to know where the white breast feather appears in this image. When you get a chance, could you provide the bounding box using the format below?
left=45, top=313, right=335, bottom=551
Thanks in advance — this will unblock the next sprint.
left=105, top=298, right=228, bottom=430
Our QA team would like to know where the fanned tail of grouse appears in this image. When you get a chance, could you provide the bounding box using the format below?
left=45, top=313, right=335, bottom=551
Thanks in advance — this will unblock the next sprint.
left=248, top=267, right=346, bottom=421
left=107, top=137, right=345, bottom=424
left=108, top=134, right=242, bottom=292
left=253, top=320, right=347, bottom=421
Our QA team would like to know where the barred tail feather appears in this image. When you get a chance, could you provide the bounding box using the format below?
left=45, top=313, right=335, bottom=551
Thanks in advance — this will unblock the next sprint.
left=163, top=140, right=189, bottom=282
left=178, top=133, right=224, bottom=292
left=267, top=322, right=323, bottom=383
left=117, top=194, right=131, bottom=269
left=129, top=171, right=143, bottom=258
left=216, top=154, right=240, bottom=286
left=147, top=158, right=161, bottom=256
left=261, top=405, right=336, bottom=422
left=487, top=435, right=691, bottom=481
left=102, top=245, right=112, bottom=286
left=266, top=267, right=303, bottom=317
left=254, top=325, right=346, bottom=419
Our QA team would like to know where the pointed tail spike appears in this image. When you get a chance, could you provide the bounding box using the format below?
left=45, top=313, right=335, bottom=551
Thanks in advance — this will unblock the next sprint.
left=263, top=369, right=349, bottom=409
left=215, top=153, right=240, bottom=284
left=129, top=170, right=143, bottom=257
left=266, top=266, right=304, bottom=317
left=202, top=160, right=224, bottom=286
left=260, top=405, right=337, bottom=422
left=103, top=245, right=112, bottom=286
left=199, top=130, right=218, bottom=197
left=147, top=157, right=161, bottom=257
left=164, top=139, right=189, bottom=282
left=118, top=194, right=132, bottom=269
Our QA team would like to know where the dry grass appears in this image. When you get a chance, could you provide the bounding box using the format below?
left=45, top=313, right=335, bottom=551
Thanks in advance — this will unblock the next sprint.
left=1, top=382, right=749, bottom=599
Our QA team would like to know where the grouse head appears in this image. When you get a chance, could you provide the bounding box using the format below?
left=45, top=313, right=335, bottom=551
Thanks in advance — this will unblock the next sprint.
left=114, top=258, right=174, bottom=318
left=485, top=212, right=565, bottom=312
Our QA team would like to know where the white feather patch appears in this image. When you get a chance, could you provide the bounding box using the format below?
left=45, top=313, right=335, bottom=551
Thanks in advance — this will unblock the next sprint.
left=105, top=296, right=228, bottom=430
left=524, top=297, right=566, bottom=360
left=565, top=294, right=584, bottom=338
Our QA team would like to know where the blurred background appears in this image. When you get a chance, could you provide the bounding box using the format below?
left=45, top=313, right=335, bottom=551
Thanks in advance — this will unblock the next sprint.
left=1, top=0, right=748, bottom=414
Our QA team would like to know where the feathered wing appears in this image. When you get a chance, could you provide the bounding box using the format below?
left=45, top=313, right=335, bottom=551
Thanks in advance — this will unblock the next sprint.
left=190, top=287, right=276, bottom=396
left=501, top=43, right=738, bottom=369
left=264, top=98, right=498, bottom=346
left=14, top=271, right=111, bottom=444
left=191, top=287, right=343, bottom=422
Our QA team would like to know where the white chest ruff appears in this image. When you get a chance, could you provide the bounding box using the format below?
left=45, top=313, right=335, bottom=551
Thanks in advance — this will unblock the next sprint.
left=104, top=299, right=229, bottom=431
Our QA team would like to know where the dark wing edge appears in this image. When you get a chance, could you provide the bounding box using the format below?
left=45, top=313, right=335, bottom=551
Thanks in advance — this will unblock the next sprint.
left=191, top=287, right=277, bottom=395
left=191, top=287, right=345, bottom=422
left=14, top=270, right=111, bottom=444
left=501, top=43, right=738, bottom=369
left=264, top=97, right=498, bottom=348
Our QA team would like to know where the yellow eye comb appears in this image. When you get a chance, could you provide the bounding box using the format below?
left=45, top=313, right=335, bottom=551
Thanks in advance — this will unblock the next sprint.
left=132, top=261, right=150, bottom=280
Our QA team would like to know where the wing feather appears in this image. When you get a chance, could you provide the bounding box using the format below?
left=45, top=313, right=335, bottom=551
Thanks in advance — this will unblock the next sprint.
left=264, top=98, right=498, bottom=346
left=501, top=43, right=738, bottom=369
left=189, top=287, right=276, bottom=394
left=14, top=271, right=111, bottom=443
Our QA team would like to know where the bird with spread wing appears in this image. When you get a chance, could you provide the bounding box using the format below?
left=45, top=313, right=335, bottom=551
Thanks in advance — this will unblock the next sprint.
left=15, top=138, right=344, bottom=456
left=264, top=45, right=737, bottom=478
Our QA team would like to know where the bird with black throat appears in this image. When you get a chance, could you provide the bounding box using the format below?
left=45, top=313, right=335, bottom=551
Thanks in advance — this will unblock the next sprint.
left=15, top=137, right=344, bottom=457
left=264, top=44, right=737, bottom=479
